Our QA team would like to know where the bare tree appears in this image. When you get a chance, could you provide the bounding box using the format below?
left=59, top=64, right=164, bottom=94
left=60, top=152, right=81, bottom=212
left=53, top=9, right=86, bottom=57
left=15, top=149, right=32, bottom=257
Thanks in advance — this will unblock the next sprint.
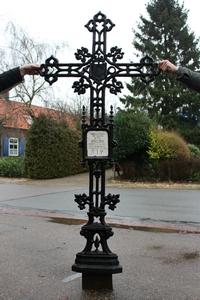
left=0, top=22, right=67, bottom=109
left=51, top=95, right=90, bottom=130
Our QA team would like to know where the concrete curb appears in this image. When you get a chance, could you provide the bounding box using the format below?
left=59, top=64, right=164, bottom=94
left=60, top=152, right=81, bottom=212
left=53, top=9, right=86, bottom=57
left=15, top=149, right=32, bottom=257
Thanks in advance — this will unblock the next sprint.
left=1, top=206, right=200, bottom=234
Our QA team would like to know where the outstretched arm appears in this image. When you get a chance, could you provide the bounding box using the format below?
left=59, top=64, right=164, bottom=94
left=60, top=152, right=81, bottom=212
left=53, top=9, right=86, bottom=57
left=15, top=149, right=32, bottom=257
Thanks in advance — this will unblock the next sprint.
left=158, top=59, right=200, bottom=92
left=0, top=64, right=40, bottom=93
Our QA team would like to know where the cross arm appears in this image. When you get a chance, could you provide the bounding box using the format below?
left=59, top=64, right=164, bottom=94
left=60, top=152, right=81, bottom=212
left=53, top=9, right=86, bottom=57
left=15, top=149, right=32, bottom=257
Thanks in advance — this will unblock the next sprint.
left=40, top=55, right=91, bottom=85
left=107, top=56, right=160, bottom=84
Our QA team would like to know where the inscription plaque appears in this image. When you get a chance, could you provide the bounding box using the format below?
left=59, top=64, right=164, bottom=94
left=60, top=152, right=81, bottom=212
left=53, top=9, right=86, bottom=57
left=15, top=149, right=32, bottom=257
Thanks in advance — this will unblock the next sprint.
left=86, top=130, right=109, bottom=158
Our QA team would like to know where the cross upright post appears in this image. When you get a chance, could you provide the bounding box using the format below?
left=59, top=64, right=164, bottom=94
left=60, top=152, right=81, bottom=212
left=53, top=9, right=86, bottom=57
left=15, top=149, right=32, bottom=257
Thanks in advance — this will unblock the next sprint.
left=40, top=11, right=159, bottom=290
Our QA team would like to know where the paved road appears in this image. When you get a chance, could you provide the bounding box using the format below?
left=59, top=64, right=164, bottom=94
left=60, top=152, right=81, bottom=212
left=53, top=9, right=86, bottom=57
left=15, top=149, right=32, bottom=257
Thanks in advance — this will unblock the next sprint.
left=0, top=172, right=200, bottom=226
left=1, top=174, right=200, bottom=299
left=1, top=214, right=200, bottom=300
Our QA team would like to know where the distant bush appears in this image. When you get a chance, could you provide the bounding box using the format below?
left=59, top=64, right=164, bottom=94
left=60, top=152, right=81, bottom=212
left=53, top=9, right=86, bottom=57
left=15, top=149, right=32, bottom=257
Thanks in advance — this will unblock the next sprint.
left=187, top=143, right=200, bottom=182
left=148, top=130, right=190, bottom=161
left=25, top=114, right=84, bottom=179
left=188, top=144, right=200, bottom=159
left=178, top=125, right=200, bottom=148
left=113, top=111, right=153, bottom=180
left=114, top=110, right=152, bottom=160
left=148, top=130, right=191, bottom=181
left=0, top=157, right=25, bottom=177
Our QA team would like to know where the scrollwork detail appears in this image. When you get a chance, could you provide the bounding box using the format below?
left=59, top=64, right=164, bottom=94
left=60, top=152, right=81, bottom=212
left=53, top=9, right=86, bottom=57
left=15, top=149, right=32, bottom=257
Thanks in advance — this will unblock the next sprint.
left=72, top=78, right=90, bottom=94
left=75, top=47, right=92, bottom=63
left=106, top=78, right=123, bottom=95
left=107, top=46, right=124, bottom=63
left=103, top=193, right=120, bottom=210
left=74, top=193, right=90, bottom=210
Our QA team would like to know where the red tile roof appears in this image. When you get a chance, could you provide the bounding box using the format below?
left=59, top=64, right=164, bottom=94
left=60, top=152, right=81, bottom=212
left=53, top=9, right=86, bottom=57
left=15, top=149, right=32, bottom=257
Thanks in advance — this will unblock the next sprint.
left=0, top=98, right=76, bottom=130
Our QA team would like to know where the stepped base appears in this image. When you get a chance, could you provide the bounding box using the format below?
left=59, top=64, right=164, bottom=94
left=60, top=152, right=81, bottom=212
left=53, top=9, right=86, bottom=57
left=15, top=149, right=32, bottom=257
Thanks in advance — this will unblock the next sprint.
left=72, top=251, right=122, bottom=290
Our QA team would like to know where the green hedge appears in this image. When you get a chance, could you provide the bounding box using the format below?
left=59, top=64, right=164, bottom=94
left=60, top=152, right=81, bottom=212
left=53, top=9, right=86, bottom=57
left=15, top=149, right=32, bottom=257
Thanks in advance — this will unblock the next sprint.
left=118, top=128, right=200, bottom=182
left=114, top=111, right=152, bottom=160
left=147, top=130, right=194, bottom=181
left=188, top=144, right=200, bottom=159
left=178, top=125, right=200, bottom=148
left=25, top=114, right=84, bottom=179
left=0, top=157, right=25, bottom=177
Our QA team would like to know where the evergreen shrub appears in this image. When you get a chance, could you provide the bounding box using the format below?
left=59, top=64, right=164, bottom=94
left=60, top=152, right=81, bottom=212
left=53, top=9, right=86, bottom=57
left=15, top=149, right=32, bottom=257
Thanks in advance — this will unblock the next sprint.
left=114, top=110, right=152, bottom=160
left=188, top=144, right=200, bottom=159
left=0, top=157, right=25, bottom=177
left=178, top=126, right=200, bottom=148
left=113, top=111, right=153, bottom=179
left=25, top=114, right=84, bottom=179
left=187, top=144, right=200, bottom=181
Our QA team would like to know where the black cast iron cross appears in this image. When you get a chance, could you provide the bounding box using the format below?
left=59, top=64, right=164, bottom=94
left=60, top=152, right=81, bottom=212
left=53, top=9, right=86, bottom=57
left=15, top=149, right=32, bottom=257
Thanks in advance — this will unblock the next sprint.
left=40, top=12, right=159, bottom=290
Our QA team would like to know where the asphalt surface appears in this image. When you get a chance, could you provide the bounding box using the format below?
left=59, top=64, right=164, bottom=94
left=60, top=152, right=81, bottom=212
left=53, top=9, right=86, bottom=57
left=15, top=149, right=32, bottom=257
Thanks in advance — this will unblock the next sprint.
left=0, top=172, right=200, bottom=299
left=0, top=214, right=200, bottom=300
left=0, top=171, right=200, bottom=232
left=0, top=186, right=200, bottom=222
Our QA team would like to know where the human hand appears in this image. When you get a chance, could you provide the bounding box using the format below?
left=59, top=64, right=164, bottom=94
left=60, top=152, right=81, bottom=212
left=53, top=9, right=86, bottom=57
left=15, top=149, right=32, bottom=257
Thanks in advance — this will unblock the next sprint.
left=20, top=64, right=40, bottom=77
left=158, top=60, right=178, bottom=74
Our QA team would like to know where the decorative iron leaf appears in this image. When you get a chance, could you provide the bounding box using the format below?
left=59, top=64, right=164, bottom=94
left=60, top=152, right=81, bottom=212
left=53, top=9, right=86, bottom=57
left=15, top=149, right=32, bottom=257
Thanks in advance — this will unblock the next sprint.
left=74, top=193, right=90, bottom=210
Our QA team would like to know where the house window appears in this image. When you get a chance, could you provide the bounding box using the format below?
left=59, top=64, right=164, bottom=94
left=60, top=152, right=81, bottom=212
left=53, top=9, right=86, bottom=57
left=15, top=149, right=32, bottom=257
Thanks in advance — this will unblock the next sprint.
left=9, top=138, right=19, bottom=156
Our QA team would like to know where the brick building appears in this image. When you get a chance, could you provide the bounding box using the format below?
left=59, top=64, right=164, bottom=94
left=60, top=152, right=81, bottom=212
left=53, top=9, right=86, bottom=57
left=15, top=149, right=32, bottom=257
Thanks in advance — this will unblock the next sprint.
left=0, top=96, right=76, bottom=157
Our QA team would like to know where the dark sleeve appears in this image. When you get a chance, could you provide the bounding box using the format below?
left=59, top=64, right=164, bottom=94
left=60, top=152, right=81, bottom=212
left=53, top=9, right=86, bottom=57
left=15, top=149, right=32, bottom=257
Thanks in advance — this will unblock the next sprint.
left=0, top=67, right=23, bottom=93
left=176, top=66, right=200, bottom=92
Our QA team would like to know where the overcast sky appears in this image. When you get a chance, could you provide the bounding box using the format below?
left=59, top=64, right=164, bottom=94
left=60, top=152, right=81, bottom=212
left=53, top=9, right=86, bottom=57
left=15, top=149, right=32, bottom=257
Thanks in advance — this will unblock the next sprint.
left=1, top=0, right=200, bottom=108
